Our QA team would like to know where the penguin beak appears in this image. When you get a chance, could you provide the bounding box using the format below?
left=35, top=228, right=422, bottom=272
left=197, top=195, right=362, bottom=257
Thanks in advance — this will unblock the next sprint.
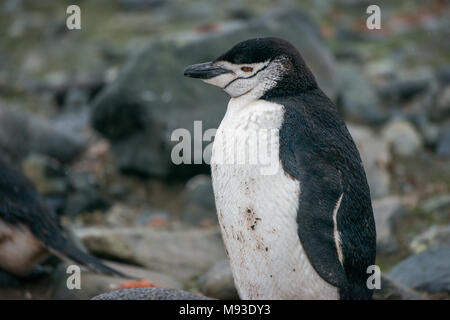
left=184, top=62, right=232, bottom=79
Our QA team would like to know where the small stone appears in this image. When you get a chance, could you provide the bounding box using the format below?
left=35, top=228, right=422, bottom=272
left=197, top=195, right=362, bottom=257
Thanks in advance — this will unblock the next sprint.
left=181, top=175, right=217, bottom=226
left=410, top=225, right=450, bottom=253
left=372, top=196, right=406, bottom=254
left=388, top=247, right=450, bottom=295
left=421, top=194, right=450, bottom=214
left=348, top=125, right=391, bottom=199
left=382, top=120, right=423, bottom=157
left=337, top=64, right=387, bottom=125
left=436, top=124, right=450, bottom=157
left=373, top=274, right=426, bottom=300
left=199, top=259, right=238, bottom=300
left=434, top=85, right=450, bottom=120
left=185, top=175, right=215, bottom=210
left=380, top=79, right=430, bottom=103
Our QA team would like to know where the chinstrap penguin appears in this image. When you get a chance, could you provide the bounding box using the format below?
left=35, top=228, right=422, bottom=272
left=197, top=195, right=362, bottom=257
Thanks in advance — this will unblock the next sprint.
left=184, top=37, right=376, bottom=300
left=0, top=157, right=125, bottom=278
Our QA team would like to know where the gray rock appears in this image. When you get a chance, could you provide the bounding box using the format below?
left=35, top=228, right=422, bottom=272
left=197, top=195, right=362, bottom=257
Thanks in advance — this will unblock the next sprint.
left=337, top=64, right=387, bottom=125
left=0, top=106, right=85, bottom=163
left=91, top=10, right=337, bottom=178
left=414, top=113, right=440, bottom=147
left=372, top=196, right=406, bottom=254
left=389, top=246, right=450, bottom=295
left=92, top=287, right=212, bottom=300
left=64, top=172, right=110, bottom=216
left=185, top=175, right=216, bottom=210
left=410, top=225, right=450, bottom=253
left=433, top=85, right=450, bottom=120
left=420, top=194, right=450, bottom=214
left=437, top=66, right=450, bottom=86
left=379, top=79, right=430, bottom=103
left=64, top=190, right=110, bottom=217
left=199, top=259, right=238, bottom=300
left=373, top=274, right=426, bottom=300
left=181, top=175, right=217, bottom=226
left=52, top=261, right=182, bottom=300
left=76, top=227, right=227, bottom=281
left=382, top=120, right=423, bottom=157
left=436, top=124, right=450, bottom=157
left=348, top=125, right=391, bottom=199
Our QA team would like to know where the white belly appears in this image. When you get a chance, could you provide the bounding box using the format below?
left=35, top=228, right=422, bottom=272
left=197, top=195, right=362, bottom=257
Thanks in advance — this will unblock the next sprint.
left=211, top=98, right=338, bottom=299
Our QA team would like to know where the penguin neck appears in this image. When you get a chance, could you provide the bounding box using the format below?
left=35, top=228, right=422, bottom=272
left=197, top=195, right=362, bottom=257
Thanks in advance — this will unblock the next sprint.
left=227, top=90, right=259, bottom=114
left=226, top=78, right=272, bottom=113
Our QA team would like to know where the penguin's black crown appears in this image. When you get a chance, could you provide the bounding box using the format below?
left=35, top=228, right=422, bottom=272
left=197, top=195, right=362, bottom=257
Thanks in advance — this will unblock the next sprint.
left=216, top=37, right=303, bottom=65
left=184, top=37, right=318, bottom=98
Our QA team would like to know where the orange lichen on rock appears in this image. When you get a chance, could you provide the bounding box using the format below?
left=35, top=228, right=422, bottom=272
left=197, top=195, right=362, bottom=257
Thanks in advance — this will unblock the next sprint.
left=119, top=280, right=161, bottom=289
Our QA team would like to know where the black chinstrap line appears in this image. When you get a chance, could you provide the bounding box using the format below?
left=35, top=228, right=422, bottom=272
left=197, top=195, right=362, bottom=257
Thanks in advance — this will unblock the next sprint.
left=223, top=61, right=271, bottom=89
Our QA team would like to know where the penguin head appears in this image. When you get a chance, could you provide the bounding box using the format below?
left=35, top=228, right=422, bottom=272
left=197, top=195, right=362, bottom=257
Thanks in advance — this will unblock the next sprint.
left=184, top=37, right=317, bottom=99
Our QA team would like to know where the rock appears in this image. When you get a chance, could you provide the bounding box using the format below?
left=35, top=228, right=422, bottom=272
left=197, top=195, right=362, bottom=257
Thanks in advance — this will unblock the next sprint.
left=348, top=125, right=391, bottom=199
left=413, top=113, right=440, bottom=147
left=64, top=172, right=110, bottom=216
left=104, top=204, right=137, bottom=227
left=92, top=288, right=212, bottom=300
left=64, top=190, right=110, bottom=217
left=379, top=79, right=430, bottom=103
left=388, top=247, right=450, bottom=295
left=336, top=64, right=387, bottom=125
left=373, top=274, right=426, bottom=300
left=382, top=120, right=423, bottom=157
left=199, top=259, right=238, bottom=300
left=437, top=66, right=450, bottom=86
left=22, top=154, right=70, bottom=196
left=52, top=261, right=182, bottom=300
left=436, top=124, right=450, bottom=157
left=420, top=194, right=450, bottom=215
left=185, top=175, right=215, bottom=209
left=92, top=9, right=337, bottom=178
left=433, top=85, right=450, bottom=121
left=76, top=227, right=227, bottom=281
left=372, top=196, right=406, bottom=254
left=181, top=175, right=217, bottom=226
left=410, top=225, right=450, bottom=253
left=0, top=106, right=85, bottom=163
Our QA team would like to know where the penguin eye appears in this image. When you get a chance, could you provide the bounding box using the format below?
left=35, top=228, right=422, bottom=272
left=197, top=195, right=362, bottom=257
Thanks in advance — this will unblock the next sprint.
left=241, top=66, right=253, bottom=72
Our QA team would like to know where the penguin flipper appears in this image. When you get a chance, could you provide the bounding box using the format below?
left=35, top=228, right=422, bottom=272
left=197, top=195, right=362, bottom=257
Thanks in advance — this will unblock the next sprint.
left=293, top=156, right=349, bottom=291
left=48, top=239, right=129, bottom=278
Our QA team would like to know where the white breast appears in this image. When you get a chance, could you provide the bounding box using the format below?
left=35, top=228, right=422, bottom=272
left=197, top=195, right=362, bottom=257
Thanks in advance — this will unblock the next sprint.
left=211, top=97, right=339, bottom=299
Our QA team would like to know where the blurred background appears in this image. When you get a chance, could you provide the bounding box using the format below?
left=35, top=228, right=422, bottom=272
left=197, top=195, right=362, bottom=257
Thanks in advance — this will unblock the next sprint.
left=0, top=0, right=449, bottom=299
